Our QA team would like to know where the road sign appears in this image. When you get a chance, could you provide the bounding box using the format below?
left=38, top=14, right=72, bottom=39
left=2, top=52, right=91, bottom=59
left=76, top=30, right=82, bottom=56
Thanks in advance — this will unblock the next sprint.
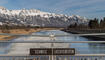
left=53, top=48, right=75, bottom=55
left=30, top=48, right=51, bottom=55
left=30, top=48, right=75, bottom=55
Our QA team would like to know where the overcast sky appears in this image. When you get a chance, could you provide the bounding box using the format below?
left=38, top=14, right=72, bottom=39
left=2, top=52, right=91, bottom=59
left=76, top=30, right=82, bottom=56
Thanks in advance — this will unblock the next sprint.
left=0, top=0, right=105, bottom=19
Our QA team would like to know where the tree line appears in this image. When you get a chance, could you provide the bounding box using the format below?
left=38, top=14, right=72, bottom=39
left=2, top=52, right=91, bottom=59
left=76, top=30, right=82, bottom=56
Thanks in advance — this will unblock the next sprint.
left=88, top=17, right=105, bottom=29
left=68, top=17, right=105, bottom=30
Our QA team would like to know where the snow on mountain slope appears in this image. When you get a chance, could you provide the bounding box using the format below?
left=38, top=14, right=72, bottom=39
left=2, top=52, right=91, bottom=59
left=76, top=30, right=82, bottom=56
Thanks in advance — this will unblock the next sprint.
left=0, top=6, right=88, bottom=27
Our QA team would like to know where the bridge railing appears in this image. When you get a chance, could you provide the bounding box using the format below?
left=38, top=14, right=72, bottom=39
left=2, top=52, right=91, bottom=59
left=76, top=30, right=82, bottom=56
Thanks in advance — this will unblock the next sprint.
left=0, top=41, right=105, bottom=60
left=0, top=33, right=105, bottom=60
left=0, top=55, right=105, bottom=60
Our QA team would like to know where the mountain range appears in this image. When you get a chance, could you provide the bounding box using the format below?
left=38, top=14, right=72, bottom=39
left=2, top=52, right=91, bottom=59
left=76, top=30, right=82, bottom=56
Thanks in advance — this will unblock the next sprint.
left=0, top=6, right=88, bottom=27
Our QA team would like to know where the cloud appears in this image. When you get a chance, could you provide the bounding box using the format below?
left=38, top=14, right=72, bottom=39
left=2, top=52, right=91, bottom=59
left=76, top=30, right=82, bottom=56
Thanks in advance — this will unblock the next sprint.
left=0, top=0, right=105, bottom=18
left=54, top=0, right=105, bottom=18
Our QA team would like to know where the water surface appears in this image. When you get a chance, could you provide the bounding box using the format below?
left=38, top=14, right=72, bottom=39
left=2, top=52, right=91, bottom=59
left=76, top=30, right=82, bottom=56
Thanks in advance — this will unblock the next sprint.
left=0, top=30, right=105, bottom=55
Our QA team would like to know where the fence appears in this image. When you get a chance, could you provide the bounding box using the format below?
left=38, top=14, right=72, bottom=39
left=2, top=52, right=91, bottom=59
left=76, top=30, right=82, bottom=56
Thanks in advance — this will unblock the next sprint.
left=0, top=33, right=105, bottom=60
left=0, top=41, right=105, bottom=60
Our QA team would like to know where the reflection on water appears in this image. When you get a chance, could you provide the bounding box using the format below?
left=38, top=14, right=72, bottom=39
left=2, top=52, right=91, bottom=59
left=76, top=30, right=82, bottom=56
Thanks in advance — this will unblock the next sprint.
left=0, top=43, right=11, bottom=54
left=0, top=30, right=105, bottom=54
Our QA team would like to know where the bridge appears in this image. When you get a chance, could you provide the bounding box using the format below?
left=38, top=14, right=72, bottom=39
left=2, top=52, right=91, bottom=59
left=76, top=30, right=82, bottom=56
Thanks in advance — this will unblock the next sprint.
left=0, top=32, right=105, bottom=60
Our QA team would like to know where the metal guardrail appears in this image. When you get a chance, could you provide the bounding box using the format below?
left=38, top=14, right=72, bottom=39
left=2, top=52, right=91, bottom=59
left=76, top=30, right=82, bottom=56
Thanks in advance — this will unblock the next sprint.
left=0, top=41, right=105, bottom=43
left=0, top=33, right=105, bottom=37
left=0, top=55, right=105, bottom=60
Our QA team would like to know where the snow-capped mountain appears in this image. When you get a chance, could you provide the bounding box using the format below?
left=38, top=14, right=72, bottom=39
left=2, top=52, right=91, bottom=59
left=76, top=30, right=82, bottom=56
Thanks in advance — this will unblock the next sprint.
left=0, top=6, right=88, bottom=27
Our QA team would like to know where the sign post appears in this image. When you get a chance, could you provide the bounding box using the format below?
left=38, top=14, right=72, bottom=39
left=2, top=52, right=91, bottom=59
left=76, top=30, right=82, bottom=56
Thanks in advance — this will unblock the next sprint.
left=30, top=34, right=75, bottom=60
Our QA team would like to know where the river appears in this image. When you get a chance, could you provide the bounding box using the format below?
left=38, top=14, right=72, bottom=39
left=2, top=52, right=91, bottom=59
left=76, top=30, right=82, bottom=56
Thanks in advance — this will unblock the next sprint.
left=0, top=30, right=105, bottom=55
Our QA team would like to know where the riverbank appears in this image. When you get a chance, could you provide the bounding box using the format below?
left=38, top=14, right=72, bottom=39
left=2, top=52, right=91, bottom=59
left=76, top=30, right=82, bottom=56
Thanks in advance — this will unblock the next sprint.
left=0, top=28, right=40, bottom=40
left=62, top=29, right=105, bottom=40
left=0, top=28, right=61, bottom=41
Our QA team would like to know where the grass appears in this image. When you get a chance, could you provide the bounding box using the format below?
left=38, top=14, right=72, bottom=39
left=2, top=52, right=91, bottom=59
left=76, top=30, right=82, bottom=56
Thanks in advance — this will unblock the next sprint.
left=0, top=28, right=40, bottom=40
